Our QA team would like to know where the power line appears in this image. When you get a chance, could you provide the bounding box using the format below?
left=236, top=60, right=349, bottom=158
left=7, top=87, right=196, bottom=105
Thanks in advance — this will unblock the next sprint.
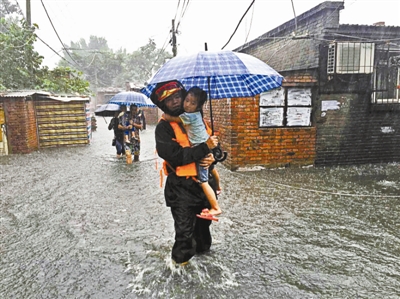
left=221, top=0, right=255, bottom=50
left=39, top=0, right=80, bottom=67
left=36, top=35, right=73, bottom=66
left=11, top=0, right=77, bottom=69
left=244, top=0, right=255, bottom=44
left=291, top=0, right=297, bottom=32
left=175, top=0, right=190, bottom=32
left=173, top=0, right=181, bottom=21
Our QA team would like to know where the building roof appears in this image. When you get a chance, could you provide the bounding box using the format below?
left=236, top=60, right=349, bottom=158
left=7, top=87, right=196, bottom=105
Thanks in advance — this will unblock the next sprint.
left=234, top=1, right=400, bottom=73
left=0, top=90, right=90, bottom=102
left=234, top=1, right=345, bottom=52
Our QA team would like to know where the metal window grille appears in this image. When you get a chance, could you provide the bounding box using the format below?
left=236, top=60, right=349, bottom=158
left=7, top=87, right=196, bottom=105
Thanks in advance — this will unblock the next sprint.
left=372, top=44, right=400, bottom=104
left=327, top=42, right=374, bottom=74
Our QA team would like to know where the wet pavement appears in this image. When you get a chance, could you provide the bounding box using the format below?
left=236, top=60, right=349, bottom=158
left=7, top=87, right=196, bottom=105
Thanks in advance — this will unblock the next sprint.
left=0, top=117, right=399, bottom=298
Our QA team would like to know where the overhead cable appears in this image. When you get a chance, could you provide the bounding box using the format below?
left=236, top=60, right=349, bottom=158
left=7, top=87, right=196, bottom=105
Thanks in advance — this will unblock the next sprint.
left=12, top=0, right=77, bottom=69
left=244, top=0, right=255, bottom=44
left=36, top=35, right=83, bottom=73
left=40, top=0, right=80, bottom=67
left=221, top=0, right=255, bottom=50
left=176, top=0, right=190, bottom=32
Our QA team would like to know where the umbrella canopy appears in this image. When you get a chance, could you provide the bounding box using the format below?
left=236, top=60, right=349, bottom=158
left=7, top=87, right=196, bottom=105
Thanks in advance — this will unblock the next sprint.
left=94, top=103, right=121, bottom=117
left=141, top=50, right=284, bottom=99
left=108, top=91, right=155, bottom=107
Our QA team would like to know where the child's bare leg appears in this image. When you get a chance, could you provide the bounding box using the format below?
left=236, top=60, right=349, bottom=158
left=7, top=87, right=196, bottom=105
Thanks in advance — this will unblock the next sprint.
left=201, top=182, right=221, bottom=215
left=211, top=168, right=222, bottom=194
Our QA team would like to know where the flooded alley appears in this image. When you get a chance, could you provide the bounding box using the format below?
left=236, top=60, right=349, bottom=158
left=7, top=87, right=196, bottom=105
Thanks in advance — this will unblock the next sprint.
left=1, top=117, right=399, bottom=299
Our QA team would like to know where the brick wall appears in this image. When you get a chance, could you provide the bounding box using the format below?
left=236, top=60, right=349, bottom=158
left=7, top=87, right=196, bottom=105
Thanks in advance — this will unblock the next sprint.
left=315, top=93, right=400, bottom=165
left=204, top=95, right=316, bottom=170
left=203, top=97, right=233, bottom=166
left=3, top=98, right=38, bottom=154
left=141, top=107, right=159, bottom=125
left=233, top=1, right=400, bottom=168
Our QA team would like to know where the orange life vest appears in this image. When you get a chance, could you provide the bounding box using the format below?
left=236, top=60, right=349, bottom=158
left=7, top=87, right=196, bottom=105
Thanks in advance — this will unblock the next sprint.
left=162, top=119, right=212, bottom=177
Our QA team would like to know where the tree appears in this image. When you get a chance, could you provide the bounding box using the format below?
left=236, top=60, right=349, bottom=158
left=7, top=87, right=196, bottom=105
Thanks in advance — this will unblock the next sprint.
left=0, top=0, right=19, bottom=23
left=59, top=36, right=124, bottom=89
left=115, top=39, right=172, bottom=86
left=40, top=66, right=90, bottom=95
left=0, top=18, right=43, bottom=90
left=0, top=18, right=91, bottom=94
left=58, top=37, right=172, bottom=89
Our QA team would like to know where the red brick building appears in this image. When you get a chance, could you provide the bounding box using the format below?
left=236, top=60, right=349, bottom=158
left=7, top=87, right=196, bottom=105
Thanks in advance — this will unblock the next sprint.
left=206, top=1, right=400, bottom=170
left=0, top=91, right=90, bottom=154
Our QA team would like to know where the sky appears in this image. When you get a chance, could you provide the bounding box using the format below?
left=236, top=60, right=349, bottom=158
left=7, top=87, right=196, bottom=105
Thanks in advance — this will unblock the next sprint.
left=19, top=0, right=400, bottom=69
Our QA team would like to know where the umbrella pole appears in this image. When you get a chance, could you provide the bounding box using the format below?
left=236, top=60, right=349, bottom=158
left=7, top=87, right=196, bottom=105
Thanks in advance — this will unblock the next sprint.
left=207, top=76, right=214, bottom=135
left=204, top=43, right=214, bottom=134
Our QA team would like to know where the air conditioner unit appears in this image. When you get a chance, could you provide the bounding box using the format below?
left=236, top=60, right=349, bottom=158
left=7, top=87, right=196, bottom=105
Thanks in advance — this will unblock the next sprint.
left=327, top=42, right=375, bottom=74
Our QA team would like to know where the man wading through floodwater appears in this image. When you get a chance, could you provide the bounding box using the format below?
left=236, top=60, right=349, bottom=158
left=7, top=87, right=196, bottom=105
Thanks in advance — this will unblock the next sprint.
left=150, top=80, right=219, bottom=265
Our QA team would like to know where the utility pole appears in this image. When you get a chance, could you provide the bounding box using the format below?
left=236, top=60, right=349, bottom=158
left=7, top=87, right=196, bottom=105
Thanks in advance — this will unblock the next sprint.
left=171, top=19, right=177, bottom=57
left=26, top=0, right=31, bottom=26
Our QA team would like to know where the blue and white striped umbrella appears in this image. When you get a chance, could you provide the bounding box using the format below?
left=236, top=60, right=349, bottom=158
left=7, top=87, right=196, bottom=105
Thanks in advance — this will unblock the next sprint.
left=108, top=91, right=156, bottom=107
left=141, top=50, right=283, bottom=99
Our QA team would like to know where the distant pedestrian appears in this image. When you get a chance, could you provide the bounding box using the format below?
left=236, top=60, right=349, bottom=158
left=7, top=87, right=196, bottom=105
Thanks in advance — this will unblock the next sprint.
left=108, top=110, right=125, bottom=158
left=128, top=104, right=144, bottom=162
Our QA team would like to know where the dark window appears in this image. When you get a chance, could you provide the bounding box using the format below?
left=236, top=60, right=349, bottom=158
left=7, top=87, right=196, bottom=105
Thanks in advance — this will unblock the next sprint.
left=372, top=45, right=400, bottom=104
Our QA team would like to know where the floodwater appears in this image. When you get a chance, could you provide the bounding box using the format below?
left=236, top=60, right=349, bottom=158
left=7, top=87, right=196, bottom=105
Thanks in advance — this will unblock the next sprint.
left=1, top=117, right=399, bottom=299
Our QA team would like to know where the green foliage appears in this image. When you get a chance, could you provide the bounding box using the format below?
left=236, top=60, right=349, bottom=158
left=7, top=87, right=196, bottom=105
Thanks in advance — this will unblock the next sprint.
left=0, top=0, right=19, bottom=23
left=0, top=18, right=43, bottom=90
left=40, top=67, right=91, bottom=95
left=58, top=35, right=124, bottom=89
left=0, top=17, right=171, bottom=94
left=0, top=18, right=91, bottom=94
left=117, top=39, right=172, bottom=86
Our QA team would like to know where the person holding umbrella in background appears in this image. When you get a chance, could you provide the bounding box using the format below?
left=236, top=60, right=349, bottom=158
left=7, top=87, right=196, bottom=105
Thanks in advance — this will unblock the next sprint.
left=118, top=105, right=133, bottom=162
left=150, top=80, right=219, bottom=265
left=108, top=109, right=125, bottom=158
left=128, top=104, right=145, bottom=162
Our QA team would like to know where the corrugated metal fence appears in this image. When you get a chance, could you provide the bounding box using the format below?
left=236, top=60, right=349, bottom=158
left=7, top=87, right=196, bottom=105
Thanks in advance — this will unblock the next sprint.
left=34, top=100, right=89, bottom=148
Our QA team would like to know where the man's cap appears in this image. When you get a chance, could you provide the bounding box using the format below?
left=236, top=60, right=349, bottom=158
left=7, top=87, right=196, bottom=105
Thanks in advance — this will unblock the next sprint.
left=150, top=80, right=186, bottom=116
left=154, top=81, right=183, bottom=102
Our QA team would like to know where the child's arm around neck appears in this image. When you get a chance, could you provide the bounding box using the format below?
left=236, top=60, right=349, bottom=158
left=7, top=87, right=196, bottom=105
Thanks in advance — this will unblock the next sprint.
left=163, top=113, right=182, bottom=123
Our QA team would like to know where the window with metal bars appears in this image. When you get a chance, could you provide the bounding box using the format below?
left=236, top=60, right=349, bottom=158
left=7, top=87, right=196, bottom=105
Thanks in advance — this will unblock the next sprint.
left=327, top=42, right=375, bottom=74
left=372, top=44, right=400, bottom=104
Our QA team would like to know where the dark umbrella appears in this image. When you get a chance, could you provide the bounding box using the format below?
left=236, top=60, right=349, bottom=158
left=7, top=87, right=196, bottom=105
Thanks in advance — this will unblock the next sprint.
left=94, top=103, right=121, bottom=117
